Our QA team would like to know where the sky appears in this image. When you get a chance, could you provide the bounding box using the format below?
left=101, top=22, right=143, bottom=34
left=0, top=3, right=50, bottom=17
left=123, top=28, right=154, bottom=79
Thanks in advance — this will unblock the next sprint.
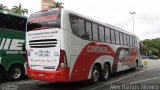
left=0, top=0, right=160, bottom=40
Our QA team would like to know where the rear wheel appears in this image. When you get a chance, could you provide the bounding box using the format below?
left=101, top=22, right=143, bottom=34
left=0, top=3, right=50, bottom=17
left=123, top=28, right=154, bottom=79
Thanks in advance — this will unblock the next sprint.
left=89, top=65, right=100, bottom=84
left=7, top=65, right=25, bottom=81
left=0, top=68, right=5, bottom=83
left=101, top=64, right=110, bottom=81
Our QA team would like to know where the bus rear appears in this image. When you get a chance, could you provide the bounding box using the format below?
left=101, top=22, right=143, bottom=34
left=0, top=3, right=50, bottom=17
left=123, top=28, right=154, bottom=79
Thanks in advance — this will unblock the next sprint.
left=26, top=9, right=69, bottom=82
left=0, top=11, right=27, bottom=82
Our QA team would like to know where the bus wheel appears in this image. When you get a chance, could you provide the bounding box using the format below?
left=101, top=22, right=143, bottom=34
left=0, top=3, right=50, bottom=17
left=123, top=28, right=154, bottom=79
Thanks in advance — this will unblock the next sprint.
left=90, top=65, right=100, bottom=84
left=0, top=68, right=5, bottom=83
left=101, top=64, right=110, bottom=81
left=7, top=65, right=25, bottom=81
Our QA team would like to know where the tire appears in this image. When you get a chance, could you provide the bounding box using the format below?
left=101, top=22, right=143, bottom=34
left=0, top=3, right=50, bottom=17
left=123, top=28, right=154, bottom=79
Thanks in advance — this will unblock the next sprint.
left=101, top=64, right=110, bottom=81
left=0, top=68, right=5, bottom=83
left=89, top=65, right=100, bottom=84
left=7, top=65, right=25, bottom=81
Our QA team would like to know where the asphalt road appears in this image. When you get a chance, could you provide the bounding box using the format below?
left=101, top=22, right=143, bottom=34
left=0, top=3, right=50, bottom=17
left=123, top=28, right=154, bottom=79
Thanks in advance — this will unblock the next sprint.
left=1, top=59, right=160, bottom=90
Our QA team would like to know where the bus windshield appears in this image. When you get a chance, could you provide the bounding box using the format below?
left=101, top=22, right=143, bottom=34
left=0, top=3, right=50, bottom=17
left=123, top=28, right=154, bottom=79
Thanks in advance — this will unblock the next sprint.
left=0, top=12, right=27, bottom=32
left=27, top=10, right=61, bottom=31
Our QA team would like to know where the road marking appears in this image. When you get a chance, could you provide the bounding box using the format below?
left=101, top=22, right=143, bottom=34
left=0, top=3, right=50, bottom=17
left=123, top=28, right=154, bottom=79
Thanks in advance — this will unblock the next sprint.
left=89, top=68, right=152, bottom=90
left=129, top=76, right=160, bottom=84
left=17, top=80, right=39, bottom=84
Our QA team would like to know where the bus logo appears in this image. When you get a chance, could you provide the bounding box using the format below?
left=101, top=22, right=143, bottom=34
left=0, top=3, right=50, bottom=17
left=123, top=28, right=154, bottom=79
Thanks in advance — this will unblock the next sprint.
left=0, top=38, right=24, bottom=50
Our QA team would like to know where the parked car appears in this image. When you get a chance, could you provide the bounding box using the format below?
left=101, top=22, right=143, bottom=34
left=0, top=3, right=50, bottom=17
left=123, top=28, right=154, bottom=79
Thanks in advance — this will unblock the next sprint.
left=142, top=55, right=148, bottom=59
left=149, top=55, right=158, bottom=60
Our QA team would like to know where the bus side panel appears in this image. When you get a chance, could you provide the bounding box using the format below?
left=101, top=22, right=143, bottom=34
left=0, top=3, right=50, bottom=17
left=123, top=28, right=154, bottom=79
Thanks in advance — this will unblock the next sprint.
left=116, top=47, right=139, bottom=72
left=69, top=36, right=116, bottom=81
left=0, top=29, right=25, bottom=70
left=69, top=34, right=87, bottom=81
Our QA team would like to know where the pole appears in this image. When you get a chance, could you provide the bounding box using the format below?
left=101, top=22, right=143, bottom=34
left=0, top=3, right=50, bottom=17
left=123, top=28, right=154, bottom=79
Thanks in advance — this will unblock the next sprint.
left=130, top=12, right=136, bottom=33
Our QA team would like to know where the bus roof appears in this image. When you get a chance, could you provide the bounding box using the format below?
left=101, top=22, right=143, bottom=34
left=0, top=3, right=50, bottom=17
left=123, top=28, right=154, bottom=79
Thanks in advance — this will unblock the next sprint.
left=0, top=10, right=27, bottom=18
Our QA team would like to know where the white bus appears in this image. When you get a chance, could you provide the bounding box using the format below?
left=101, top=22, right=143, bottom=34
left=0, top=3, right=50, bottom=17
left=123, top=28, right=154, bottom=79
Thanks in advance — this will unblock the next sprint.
left=26, top=8, right=143, bottom=83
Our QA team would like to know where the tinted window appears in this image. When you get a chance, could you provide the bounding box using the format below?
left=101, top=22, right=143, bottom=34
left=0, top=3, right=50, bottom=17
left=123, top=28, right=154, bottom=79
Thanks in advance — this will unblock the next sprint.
left=105, top=27, right=110, bottom=42
left=70, top=15, right=77, bottom=34
left=132, top=37, right=135, bottom=47
left=123, top=33, right=127, bottom=45
left=77, top=18, right=85, bottom=38
left=111, top=30, right=115, bottom=43
left=130, top=36, right=132, bottom=46
left=115, top=31, right=120, bottom=44
left=85, top=21, right=92, bottom=40
left=127, top=35, right=130, bottom=46
left=27, top=10, right=61, bottom=31
left=99, top=26, right=105, bottom=42
left=92, top=23, right=98, bottom=41
left=0, top=12, right=27, bottom=32
left=120, top=33, right=123, bottom=45
left=135, top=37, right=137, bottom=47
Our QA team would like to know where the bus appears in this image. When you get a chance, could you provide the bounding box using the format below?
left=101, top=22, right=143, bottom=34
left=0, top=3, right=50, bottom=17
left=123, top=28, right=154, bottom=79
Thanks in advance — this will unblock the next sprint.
left=26, top=8, right=143, bottom=83
left=0, top=11, right=27, bottom=83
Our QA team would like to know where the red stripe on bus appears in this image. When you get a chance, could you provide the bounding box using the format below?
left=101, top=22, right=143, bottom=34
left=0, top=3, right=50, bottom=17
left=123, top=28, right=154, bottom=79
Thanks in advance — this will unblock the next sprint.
left=70, top=42, right=116, bottom=81
left=70, top=42, right=138, bottom=81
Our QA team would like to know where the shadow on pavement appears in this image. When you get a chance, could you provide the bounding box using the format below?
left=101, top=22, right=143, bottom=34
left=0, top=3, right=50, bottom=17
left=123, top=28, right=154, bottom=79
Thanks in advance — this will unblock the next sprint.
left=36, top=68, right=144, bottom=90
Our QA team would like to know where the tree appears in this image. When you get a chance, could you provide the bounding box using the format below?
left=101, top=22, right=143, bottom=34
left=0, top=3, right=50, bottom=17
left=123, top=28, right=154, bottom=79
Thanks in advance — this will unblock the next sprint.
left=143, top=45, right=159, bottom=56
left=11, top=4, right=28, bottom=15
left=0, top=4, right=9, bottom=12
left=142, top=38, right=160, bottom=57
left=49, top=1, right=64, bottom=9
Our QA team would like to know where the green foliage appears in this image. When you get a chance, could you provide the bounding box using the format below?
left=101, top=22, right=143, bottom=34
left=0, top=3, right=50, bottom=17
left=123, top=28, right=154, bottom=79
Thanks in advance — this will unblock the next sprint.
left=0, top=4, right=28, bottom=16
left=10, top=4, right=28, bottom=15
left=49, top=1, right=64, bottom=9
left=0, top=4, right=9, bottom=12
left=142, top=38, right=160, bottom=56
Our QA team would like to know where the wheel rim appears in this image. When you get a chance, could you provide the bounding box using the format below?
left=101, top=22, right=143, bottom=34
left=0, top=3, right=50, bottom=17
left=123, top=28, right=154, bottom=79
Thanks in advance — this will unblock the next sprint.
left=92, top=69, right=99, bottom=82
left=104, top=68, right=109, bottom=79
left=12, top=68, right=21, bottom=79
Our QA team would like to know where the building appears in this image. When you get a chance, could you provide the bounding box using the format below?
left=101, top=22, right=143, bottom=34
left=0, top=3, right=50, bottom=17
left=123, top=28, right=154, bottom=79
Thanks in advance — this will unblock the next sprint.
left=41, top=0, right=55, bottom=10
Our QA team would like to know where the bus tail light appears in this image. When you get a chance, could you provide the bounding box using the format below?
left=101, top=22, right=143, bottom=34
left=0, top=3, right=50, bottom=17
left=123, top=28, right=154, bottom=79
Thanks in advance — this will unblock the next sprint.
left=57, top=50, right=68, bottom=70
left=26, top=51, right=30, bottom=69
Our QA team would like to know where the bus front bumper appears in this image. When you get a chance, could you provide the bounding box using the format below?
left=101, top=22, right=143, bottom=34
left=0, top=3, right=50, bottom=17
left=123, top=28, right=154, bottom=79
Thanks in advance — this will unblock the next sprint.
left=27, top=68, right=70, bottom=82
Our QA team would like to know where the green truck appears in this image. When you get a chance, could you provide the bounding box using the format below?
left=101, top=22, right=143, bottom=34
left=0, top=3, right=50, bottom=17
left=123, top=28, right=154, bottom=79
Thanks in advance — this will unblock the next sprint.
left=0, top=11, right=27, bottom=83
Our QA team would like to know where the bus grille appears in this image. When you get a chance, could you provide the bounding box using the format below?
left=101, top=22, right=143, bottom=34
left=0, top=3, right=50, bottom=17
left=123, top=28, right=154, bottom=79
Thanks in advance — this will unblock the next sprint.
left=29, top=39, right=57, bottom=48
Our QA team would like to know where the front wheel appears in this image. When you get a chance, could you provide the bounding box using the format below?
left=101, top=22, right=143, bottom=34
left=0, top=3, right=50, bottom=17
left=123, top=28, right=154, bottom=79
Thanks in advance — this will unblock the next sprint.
left=7, top=65, right=25, bottom=81
left=101, top=64, right=110, bottom=81
left=89, top=65, right=100, bottom=84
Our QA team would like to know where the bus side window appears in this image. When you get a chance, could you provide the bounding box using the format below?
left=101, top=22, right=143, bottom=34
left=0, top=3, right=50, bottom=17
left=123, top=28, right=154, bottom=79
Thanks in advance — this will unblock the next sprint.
left=123, top=33, right=127, bottom=45
left=85, top=21, right=92, bottom=40
left=120, top=32, right=123, bottom=45
left=127, top=35, right=130, bottom=46
left=115, top=31, right=120, bottom=44
left=99, top=25, right=105, bottom=42
left=139, top=42, right=144, bottom=55
left=132, top=36, right=135, bottom=47
left=111, top=30, right=115, bottom=44
left=70, top=15, right=85, bottom=39
left=70, top=15, right=78, bottom=34
left=77, top=18, right=85, bottom=38
left=130, top=36, right=133, bottom=46
left=105, top=27, right=111, bottom=43
left=92, top=23, right=98, bottom=41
